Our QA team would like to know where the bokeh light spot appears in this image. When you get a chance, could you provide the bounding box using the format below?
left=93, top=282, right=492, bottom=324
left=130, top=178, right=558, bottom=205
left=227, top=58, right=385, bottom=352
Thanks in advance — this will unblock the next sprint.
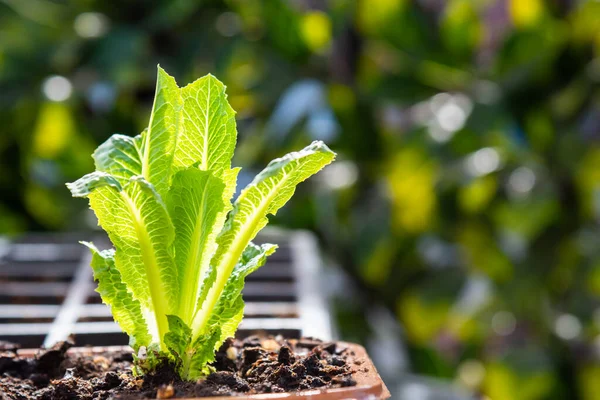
left=301, top=11, right=332, bottom=52
left=215, top=12, right=241, bottom=37
left=492, top=311, right=516, bottom=336
left=554, top=314, right=582, bottom=340
left=74, top=12, right=108, bottom=38
left=507, top=167, right=536, bottom=197
left=425, top=92, right=473, bottom=143
left=465, top=148, right=501, bottom=177
left=42, top=76, right=72, bottom=102
left=318, top=161, right=358, bottom=190
left=457, top=359, right=486, bottom=389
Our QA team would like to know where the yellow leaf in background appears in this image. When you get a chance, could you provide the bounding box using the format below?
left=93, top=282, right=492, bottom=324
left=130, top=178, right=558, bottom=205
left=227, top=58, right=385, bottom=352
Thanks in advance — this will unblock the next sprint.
left=520, top=371, right=554, bottom=400
left=328, top=84, right=355, bottom=112
left=442, top=0, right=483, bottom=54
left=548, top=239, right=579, bottom=294
left=509, top=0, right=543, bottom=28
left=32, top=102, right=75, bottom=159
left=361, top=238, right=395, bottom=287
left=387, top=148, right=437, bottom=234
left=459, top=223, right=513, bottom=282
left=445, top=0, right=478, bottom=26
left=397, top=292, right=449, bottom=344
left=485, top=361, right=554, bottom=400
left=459, top=176, right=497, bottom=214
left=225, top=47, right=263, bottom=89
left=356, top=46, right=384, bottom=90
left=24, top=184, right=64, bottom=228
left=229, top=94, right=255, bottom=116
left=524, top=110, right=554, bottom=152
left=569, top=1, right=600, bottom=45
left=578, top=364, right=600, bottom=400
left=587, top=263, right=600, bottom=296
left=301, top=11, right=332, bottom=52
left=492, top=199, right=558, bottom=240
left=357, top=0, right=407, bottom=34
left=416, top=60, right=471, bottom=90
left=447, top=312, right=478, bottom=342
left=576, top=148, right=600, bottom=219
left=484, top=362, right=517, bottom=400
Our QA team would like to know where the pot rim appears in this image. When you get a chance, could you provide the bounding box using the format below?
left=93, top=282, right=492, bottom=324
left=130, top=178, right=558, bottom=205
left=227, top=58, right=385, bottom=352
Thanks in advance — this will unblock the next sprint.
left=16, top=340, right=390, bottom=399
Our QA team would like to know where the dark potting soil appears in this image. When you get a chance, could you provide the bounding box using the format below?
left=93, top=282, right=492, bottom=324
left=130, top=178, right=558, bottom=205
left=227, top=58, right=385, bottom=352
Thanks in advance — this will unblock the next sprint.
left=0, top=336, right=356, bottom=399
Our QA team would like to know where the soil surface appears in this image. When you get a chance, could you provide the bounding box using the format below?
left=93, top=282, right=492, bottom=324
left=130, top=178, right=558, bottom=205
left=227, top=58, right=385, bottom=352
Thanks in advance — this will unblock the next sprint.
left=0, top=336, right=356, bottom=399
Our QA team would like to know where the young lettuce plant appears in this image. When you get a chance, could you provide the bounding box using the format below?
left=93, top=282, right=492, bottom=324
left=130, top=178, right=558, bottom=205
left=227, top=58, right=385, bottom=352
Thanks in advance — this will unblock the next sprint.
left=66, top=67, right=335, bottom=380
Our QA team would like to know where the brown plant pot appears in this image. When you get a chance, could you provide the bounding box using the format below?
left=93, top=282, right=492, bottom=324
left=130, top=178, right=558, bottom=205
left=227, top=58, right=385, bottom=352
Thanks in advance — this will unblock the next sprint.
left=17, top=341, right=390, bottom=399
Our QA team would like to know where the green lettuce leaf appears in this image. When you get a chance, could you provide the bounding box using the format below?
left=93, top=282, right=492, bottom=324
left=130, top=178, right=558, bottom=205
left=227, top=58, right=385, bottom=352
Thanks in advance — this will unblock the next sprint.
left=192, top=242, right=277, bottom=335
left=190, top=141, right=335, bottom=340
left=187, top=328, right=222, bottom=379
left=92, top=133, right=143, bottom=184
left=166, top=168, right=227, bottom=322
left=165, top=315, right=221, bottom=379
left=66, top=171, right=122, bottom=196
left=91, top=67, right=181, bottom=195
left=82, top=242, right=151, bottom=349
left=164, top=314, right=192, bottom=363
left=139, top=67, right=182, bottom=196
left=210, top=242, right=278, bottom=343
left=174, top=75, right=236, bottom=175
left=68, top=172, right=177, bottom=349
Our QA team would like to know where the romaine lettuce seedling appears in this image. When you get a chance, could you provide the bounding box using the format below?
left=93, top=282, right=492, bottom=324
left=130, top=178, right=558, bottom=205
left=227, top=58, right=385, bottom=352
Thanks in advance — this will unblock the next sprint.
left=66, top=67, right=335, bottom=380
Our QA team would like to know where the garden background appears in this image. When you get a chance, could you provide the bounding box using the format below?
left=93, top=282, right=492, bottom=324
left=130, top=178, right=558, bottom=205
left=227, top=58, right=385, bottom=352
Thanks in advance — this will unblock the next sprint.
left=1, top=0, right=599, bottom=398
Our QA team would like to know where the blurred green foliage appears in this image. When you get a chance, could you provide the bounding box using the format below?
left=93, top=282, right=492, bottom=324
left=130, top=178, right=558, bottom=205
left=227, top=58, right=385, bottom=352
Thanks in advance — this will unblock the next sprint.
left=1, top=0, right=600, bottom=398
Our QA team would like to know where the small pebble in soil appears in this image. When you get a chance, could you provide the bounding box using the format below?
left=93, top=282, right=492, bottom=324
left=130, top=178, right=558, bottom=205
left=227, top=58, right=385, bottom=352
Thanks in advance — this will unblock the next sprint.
left=261, top=339, right=280, bottom=351
left=157, top=384, right=175, bottom=399
left=92, top=355, right=109, bottom=370
left=226, top=346, right=238, bottom=360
